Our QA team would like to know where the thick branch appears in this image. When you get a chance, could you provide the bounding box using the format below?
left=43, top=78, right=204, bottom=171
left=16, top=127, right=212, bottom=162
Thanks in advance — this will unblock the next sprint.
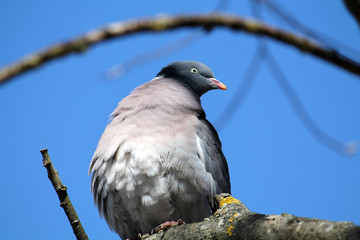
left=145, top=193, right=360, bottom=240
left=1, top=13, right=360, bottom=85
left=40, top=149, right=89, bottom=240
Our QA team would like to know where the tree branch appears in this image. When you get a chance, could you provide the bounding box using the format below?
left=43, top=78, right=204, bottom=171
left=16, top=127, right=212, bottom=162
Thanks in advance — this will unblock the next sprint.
left=1, top=13, right=360, bottom=85
left=145, top=193, right=360, bottom=240
left=40, top=149, right=89, bottom=240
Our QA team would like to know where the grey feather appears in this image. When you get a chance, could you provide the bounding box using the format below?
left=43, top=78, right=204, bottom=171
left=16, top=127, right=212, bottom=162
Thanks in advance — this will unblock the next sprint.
left=89, top=61, right=231, bottom=240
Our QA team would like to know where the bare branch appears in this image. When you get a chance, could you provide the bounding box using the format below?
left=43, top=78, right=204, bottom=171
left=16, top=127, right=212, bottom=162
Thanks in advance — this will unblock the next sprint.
left=145, top=193, right=360, bottom=240
left=40, top=149, right=89, bottom=240
left=1, top=13, right=360, bottom=85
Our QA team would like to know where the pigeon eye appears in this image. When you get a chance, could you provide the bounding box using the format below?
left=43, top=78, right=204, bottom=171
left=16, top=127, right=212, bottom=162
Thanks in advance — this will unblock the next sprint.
left=190, top=68, right=198, bottom=74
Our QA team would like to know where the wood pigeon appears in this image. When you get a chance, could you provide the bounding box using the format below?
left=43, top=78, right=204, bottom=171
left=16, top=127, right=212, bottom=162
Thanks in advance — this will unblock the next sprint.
left=89, top=61, right=231, bottom=239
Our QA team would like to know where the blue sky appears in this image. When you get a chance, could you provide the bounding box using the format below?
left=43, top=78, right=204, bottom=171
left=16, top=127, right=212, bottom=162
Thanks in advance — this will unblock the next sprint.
left=1, top=1, right=359, bottom=239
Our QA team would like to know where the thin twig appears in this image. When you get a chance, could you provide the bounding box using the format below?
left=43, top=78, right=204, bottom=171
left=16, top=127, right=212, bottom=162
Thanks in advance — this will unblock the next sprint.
left=215, top=40, right=266, bottom=130
left=1, top=13, right=360, bottom=85
left=249, top=0, right=358, bottom=156
left=343, top=0, right=360, bottom=27
left=104, top=0, right=229, bottom=80
left=105, top=29, right=204, bottom=79
left=257, top=0, right=360, bottom=59
left=40, top=149, right=89, bottom=240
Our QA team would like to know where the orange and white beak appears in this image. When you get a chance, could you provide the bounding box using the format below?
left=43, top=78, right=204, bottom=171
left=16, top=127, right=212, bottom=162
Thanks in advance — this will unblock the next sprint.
left=208, top=78, right=227, bottom=90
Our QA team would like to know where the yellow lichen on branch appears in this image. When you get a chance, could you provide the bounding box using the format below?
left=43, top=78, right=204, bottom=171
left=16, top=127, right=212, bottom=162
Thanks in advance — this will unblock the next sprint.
left=219, top=195, right=241, bottom=208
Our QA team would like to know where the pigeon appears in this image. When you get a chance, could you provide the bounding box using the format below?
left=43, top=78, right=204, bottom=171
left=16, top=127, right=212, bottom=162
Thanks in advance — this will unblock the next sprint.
left=89, top=61, right=231, bottom=239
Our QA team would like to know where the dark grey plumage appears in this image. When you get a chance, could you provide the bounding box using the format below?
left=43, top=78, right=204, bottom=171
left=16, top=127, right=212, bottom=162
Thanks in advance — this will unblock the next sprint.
left=89, top=61, right=231, bottom=239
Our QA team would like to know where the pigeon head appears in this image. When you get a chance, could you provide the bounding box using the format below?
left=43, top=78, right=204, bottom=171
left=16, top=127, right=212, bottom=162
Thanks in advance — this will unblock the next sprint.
left=156, top=61, right=227, bottom=96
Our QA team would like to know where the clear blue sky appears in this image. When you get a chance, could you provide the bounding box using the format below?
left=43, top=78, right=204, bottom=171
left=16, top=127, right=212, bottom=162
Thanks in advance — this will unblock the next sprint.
left=1, top=1, right=359, bottom=239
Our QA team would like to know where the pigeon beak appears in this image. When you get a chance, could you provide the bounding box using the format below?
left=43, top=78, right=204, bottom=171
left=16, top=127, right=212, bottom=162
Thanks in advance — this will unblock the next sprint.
left=209, top=78, right=227, bottom=90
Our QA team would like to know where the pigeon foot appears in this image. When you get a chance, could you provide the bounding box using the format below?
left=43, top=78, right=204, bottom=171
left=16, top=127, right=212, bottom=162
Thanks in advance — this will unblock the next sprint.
left=151, top=219, right=185, bottom=234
